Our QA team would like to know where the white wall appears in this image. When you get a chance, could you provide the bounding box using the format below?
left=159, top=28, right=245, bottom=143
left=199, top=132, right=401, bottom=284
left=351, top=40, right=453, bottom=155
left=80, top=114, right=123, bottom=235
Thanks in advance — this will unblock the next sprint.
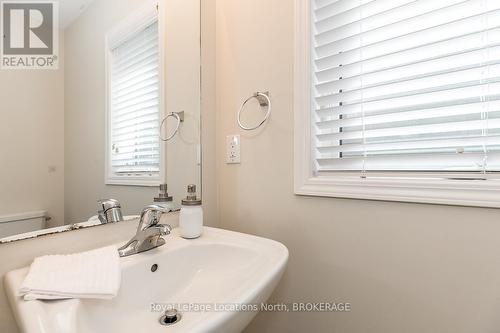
left=64, top=0, right=201, bottom=223
left=214, top=1, right=500, bottom=332
left=0, top=34, right=65, bottom=228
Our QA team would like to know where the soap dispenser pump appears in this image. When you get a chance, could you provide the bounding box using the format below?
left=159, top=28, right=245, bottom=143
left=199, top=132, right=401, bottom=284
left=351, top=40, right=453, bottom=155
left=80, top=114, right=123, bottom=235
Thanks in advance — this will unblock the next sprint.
left=153, top=184, right=175, bottom=212
left=179, top=184, right=203, bottom=239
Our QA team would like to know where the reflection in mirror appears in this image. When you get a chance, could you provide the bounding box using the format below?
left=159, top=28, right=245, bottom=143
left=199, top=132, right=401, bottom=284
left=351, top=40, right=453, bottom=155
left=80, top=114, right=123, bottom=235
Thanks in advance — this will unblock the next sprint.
left=0, top=0, right=201, bottom=242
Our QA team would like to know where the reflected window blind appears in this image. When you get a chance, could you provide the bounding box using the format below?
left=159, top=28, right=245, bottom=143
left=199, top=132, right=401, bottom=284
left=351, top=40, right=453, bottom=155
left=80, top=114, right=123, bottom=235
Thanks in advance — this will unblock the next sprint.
left=312, top=0, right=500, bottom=175
left=110, top=20, right=160, bottom=176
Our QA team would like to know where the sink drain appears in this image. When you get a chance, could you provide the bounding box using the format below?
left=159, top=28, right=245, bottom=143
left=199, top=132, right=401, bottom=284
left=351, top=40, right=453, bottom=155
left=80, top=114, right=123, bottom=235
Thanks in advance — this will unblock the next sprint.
left=159, top=309, right=182, bottom=326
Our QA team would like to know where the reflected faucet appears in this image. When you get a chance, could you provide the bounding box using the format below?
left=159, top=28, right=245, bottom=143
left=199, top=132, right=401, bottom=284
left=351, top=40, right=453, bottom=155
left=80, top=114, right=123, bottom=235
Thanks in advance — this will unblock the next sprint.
left=97, top=199, right=124, bottom=224
left=118, top=205, right=172, bottom=257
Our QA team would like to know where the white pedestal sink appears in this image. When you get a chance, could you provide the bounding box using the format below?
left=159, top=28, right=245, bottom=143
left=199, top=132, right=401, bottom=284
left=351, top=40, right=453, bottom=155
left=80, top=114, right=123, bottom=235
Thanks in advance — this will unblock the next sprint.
left=4, top=227, right=288, bottom=333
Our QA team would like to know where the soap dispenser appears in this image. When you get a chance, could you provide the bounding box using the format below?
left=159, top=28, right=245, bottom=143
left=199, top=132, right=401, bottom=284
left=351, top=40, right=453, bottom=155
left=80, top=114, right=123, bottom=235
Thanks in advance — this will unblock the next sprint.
left=179, top=184, right=203, bottom=239
left=153, top=184, right=175, bottom=212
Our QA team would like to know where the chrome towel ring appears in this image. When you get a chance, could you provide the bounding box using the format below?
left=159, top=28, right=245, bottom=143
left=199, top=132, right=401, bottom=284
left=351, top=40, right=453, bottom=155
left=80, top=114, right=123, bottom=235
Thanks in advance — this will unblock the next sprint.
left=237, top=92, right=271, bottom=131
left=160, top=111, right=184, bottom=141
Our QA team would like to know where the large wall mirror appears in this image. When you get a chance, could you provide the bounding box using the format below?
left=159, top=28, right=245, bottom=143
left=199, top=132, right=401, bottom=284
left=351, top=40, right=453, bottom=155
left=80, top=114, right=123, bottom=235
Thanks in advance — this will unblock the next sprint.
left=0, top=0, right=201, bottom=242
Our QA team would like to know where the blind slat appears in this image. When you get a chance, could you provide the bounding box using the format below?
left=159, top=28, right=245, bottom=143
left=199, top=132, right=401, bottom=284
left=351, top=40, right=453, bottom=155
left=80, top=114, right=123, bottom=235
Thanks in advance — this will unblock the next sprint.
left=318, top=135, right=500, bottom=155
left=316, top=47, right=500, bottom=94
left=318, top=100, right=500, bottom=128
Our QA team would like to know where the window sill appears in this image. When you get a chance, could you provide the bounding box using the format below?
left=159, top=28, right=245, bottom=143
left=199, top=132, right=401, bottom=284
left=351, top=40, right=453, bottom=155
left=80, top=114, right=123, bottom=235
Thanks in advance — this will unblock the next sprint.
left=294, top=175, right=500, bottom=208
left=105, top=177, right=160, bottom=187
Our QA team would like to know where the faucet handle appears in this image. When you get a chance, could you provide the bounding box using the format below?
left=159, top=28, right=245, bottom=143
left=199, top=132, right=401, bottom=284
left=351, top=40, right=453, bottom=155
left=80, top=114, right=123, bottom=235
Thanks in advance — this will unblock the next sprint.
left=138, top=205, right=171, bottom=230
left=141, top=205, right=171, bottom=218
left=97, top=199, right=123, bottom=224
left=156, top=223, right=172, bottom=236
left=98, top=198, right=121, bottom=207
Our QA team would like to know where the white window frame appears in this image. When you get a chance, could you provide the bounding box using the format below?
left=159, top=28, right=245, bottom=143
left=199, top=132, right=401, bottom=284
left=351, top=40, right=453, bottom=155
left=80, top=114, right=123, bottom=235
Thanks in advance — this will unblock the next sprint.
left=294, top=0, right=500, bottom=208
left=104, top=2, right=165, bottom=186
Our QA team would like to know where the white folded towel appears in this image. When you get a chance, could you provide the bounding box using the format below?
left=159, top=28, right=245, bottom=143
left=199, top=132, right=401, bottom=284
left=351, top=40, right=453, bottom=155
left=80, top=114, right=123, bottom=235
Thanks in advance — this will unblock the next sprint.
left=19, top=246, right=121, bottom=301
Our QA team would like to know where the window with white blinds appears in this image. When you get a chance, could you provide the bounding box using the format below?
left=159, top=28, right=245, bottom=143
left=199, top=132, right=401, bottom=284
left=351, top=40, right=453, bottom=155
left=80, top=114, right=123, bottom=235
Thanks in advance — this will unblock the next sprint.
left=107, top=18, right=161, bottom=184
left=312, top=0, right=500, bottom=176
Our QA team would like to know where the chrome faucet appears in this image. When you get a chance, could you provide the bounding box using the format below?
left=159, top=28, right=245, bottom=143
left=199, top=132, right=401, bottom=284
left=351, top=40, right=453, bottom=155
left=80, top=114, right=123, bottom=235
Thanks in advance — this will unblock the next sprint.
left=118, top=205, right=172, bottom=257
left=98, top=199, right=124, bottom=224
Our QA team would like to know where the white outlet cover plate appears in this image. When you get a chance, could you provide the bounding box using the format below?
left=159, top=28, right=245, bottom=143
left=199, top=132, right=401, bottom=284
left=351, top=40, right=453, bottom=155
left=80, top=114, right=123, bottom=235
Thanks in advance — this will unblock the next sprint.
left=226, top=135, right=241, bottom=164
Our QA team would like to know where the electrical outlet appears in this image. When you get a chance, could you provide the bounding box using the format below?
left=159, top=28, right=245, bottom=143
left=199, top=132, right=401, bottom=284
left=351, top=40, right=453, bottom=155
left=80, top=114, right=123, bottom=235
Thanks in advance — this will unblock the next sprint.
left=226, top=135, right=241, bottom=164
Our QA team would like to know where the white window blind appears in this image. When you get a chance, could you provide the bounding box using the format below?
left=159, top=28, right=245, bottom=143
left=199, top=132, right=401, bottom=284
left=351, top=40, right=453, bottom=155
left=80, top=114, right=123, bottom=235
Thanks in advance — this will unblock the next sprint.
left=312, top=0, right=500, bottom=176
left=109, top=20, right=160, bottom=178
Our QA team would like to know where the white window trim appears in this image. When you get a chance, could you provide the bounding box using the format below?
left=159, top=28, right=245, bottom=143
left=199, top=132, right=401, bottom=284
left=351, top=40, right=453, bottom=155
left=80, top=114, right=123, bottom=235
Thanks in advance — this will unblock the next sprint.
left=104, top=1, right=165, bottom=187
left=293, top=0, right=500, bottom=208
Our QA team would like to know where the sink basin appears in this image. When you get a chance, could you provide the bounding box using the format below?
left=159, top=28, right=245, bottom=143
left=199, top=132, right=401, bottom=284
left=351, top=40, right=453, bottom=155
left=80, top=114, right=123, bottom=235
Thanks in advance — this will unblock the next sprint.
left=4, top=227, right=288, bottom=333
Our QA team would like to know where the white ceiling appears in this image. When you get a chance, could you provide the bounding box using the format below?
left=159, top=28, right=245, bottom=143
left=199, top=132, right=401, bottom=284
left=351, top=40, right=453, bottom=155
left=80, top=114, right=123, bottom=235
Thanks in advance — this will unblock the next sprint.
left=58, top=0, right=95, bottom=29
